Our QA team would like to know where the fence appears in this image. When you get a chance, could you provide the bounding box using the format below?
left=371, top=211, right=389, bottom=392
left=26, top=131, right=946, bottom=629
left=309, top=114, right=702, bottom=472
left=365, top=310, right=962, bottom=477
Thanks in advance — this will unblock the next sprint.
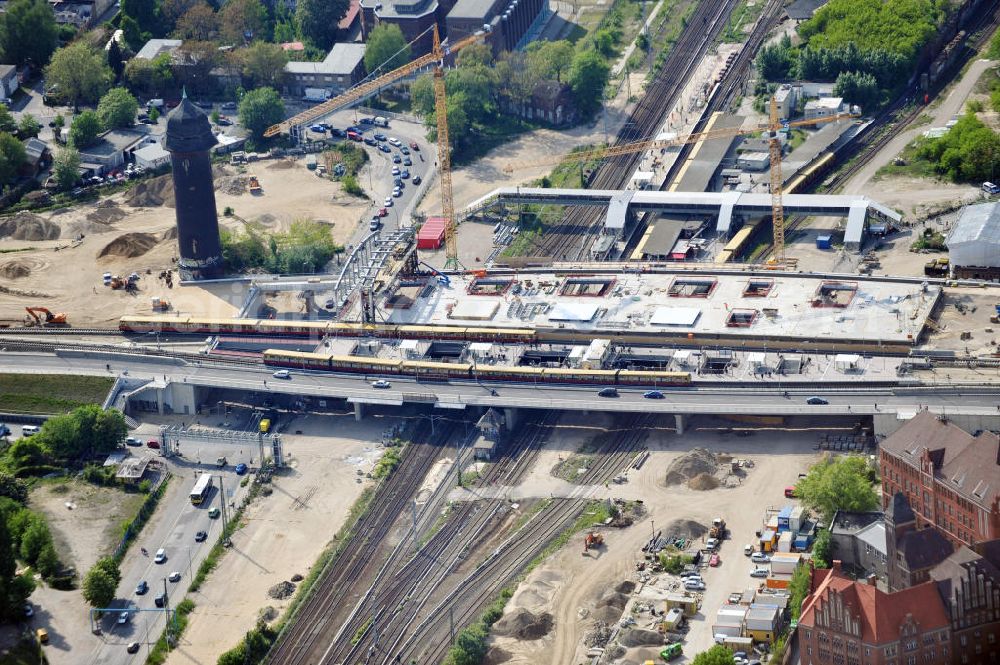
left=112, top=472, right=171, bottom=562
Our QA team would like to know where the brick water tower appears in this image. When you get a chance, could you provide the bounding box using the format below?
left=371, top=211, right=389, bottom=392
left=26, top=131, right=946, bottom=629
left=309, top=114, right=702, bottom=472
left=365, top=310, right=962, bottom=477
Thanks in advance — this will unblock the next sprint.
left=164, top=94, right=223, bottom=280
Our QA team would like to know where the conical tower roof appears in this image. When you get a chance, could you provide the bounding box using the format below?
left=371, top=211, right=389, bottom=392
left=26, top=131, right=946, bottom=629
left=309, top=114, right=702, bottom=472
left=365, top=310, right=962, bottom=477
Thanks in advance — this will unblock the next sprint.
left=164, top=94, right=218, bottom=153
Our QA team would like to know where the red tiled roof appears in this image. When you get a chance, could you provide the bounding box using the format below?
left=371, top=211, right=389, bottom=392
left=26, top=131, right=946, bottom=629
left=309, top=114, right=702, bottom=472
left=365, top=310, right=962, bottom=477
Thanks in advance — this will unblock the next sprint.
left=280, top=41, right=305, bottom=51
left=799, top=565, right=949, bottom=644
left=339, top=0, right=361, bottom=30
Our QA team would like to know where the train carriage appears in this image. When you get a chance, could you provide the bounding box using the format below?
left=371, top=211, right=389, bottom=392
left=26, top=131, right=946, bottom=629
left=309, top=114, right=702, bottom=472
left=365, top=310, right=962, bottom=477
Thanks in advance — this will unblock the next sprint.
left=328, top=355, right=403, bottom=374
left=262, top=349, right=333, bottom=371
left=474, top=365, right=546, bottom=382
left=540, top=368, right=619, bottom=384
left=617, top=370, right=691, bottom=386
left=402, top=360, right=473, bottom=380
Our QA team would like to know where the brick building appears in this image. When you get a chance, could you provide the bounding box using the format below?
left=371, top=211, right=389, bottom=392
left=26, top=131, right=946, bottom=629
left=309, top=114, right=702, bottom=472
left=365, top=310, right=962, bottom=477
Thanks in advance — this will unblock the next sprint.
left=885, top=492, right=955, bottom=592
left=879, top=411, right=1000, bottom=549
left=799, top=561, right=952, bottom=665
left=930, top=539, right=1000, bottom=664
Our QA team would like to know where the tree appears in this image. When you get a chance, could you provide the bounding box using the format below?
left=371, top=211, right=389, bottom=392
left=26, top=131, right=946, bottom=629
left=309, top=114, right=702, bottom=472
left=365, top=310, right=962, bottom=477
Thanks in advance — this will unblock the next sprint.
left=82, top=567, right=116, bottom=609
left=4, top=438, right=47, bottom=474
left=124, top=52, right=174, bottom=97
left=238, top=86, right=284, bottom=138
left=45, top=43, right=113, bottom=108
left=296, top=0, right=348, bottom=51
left=0, top=132, right=25, bottom=187
left=97, top=88, right=138, bottom=129
left=242, top=41, right=288, bottom=88
left=19, top=516, right=52, bottom=566
left=410, top=73, right=435, bottom=116
left=0, top=473, right=27, bottom=504
left=917, top=112, right=1000, bottom=183
left=495, top=51, right=539, bottom=106
left=52, top=146, right=79, bottom=190
left=174, top=41, right=219, bottom=93
left=568, top=50, right=609, bottom=118
left=691, top=645, right=737, bottom=665
left=364, top=24, right=410, bottom=73
left=68, top=110, right=103, bottom=149
left=120, top=0, right=160, bottom=42
left=756, top=38, right=795, bottom=80
left=219, top=0, right=269, bottom=44
left=797, top=455, right=878, bottom=521
left=35, top=544, right=59, bottom=578
left=173, top=3, right=218, bottom=40
left=16, top=113, right=39, bottom=139
left=162, top=0, right=202, bottom=27
left=833, top=70, right=879, bottom=111
left=93, top=556, right=121, bottom=585
left=148, top=106, right=160, bottom=123
left=812, top=528, right=832, bottom=568
left=456, top=42, right=493, bottom=69
left=0, top=0, right=58, bottom=68
left=0, top=105, right=16, bottom=134
left=526, top=40, right=573, bottom=83
left=120, top=14, right=145, bottom=51
left=107, top=38, right=125, bottom=83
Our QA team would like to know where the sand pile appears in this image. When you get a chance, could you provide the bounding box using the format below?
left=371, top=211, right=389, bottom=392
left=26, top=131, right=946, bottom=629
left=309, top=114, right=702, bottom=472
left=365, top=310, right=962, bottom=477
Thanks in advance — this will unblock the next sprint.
left=664, top=447, right=718, bottom=486
left=483, top=648, right=512, bottom=665
left=98, top=232, right=158, bottom=258
left=267, top=159, right=296, bottom=170
left=492, top=609, right=553, bottom=640
left=614, top=580, right=635, bottom=594
left=0, top=212, right=60, bottom=240
left=0, top=260, right=32, bottom=278
left=663, top=518, right=707, bottom=539
left=216, top=175, right=248, bottom=196
left=688, top=472, right=720, bottom=491
left=597, top=590, right=629, bottom=610
left=87, top=202, right=127, bottom=225
left=267, top=580, right=296, bottom=600
left=125, top=174, right=175, bottom=207
left=618, top=629, right=664, bottom=648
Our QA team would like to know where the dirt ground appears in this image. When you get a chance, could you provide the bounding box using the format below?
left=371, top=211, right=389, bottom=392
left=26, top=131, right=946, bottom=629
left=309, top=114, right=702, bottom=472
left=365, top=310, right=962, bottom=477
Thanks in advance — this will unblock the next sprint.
left=164, top=413, right=397, bottom=665
left=0, top=157, right=365, bottom=327
left=487, top=413, right=820, bottom=664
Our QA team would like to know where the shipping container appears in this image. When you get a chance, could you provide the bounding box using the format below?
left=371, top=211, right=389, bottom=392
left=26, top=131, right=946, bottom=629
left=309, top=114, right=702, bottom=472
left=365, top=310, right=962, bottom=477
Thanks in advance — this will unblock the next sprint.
left=816, top=234, right=832, bottom=249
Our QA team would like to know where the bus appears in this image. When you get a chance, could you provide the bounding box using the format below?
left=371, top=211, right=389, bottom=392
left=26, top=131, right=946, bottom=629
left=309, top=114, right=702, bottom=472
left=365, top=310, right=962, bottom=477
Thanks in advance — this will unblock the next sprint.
left=190, top=473, right=213, bottom=505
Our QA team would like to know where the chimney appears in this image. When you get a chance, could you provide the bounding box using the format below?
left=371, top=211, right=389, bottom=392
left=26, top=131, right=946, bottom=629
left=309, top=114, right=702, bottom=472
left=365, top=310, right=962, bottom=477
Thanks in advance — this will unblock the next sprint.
left=867, top=574, right=877, bottom=587
left=832, top=560, right=843, bottom=574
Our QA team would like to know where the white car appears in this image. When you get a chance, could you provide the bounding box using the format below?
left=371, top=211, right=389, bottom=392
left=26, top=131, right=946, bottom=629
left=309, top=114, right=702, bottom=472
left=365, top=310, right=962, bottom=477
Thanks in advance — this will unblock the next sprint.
left=168, top=571, right=182, bottom=583
left=272, top=370, right=290, bottom=379
left=372, top=380, right=391, bottom=389
left=705, top=537, right=719, bottom=550
left=388, top=137, right=401, bottom=146
left=154, top=548, right=167, bottom=564
left=384, top=197, right=393, bottom=207
left=117, top=611, right=130, bottom=625
left=751, top=552, right=771, bottom=564
left=684, top=580, right=706, bottom=591
left=750, top=567, right=769, bottom=578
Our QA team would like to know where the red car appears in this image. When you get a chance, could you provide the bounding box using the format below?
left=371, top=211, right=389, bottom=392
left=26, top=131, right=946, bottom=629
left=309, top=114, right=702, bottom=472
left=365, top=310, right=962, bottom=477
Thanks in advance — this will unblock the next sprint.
left=409, top=141, right=419, bottom=151
left=709, top=553, right=720, bottom=567
left=378, top=207, right=388, bottom=217
left=147, top=440, right=160, bottom=449
left=784, top=486, right=797, bottom=498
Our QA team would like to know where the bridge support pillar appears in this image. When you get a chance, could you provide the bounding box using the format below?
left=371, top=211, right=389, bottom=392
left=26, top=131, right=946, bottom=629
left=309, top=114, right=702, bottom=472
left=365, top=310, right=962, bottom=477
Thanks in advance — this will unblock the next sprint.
left=354, top=402, right=365, bottom=422
left=503, top=408, right=520, bottom=431
left=157, top=389, right=165, bottom=415
left=675, top=414, right=686, bottom=435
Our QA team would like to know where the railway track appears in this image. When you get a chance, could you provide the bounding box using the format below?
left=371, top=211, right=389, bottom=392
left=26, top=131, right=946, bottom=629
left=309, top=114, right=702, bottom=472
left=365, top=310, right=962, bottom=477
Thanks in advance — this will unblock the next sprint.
left=264, top=421, right=460, bottom=665
left=387, top=413, right=653, bottom=665
left=536, top=0, right=742, bottom=260
left=319, top=413, right=556, bottom=664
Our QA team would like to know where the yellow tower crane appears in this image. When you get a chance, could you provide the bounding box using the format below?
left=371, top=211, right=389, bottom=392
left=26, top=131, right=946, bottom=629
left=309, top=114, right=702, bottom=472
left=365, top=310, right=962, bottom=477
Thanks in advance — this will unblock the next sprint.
left=502, top=99, right=858, bottom=266
left=263, top=26, right=485, bottom=271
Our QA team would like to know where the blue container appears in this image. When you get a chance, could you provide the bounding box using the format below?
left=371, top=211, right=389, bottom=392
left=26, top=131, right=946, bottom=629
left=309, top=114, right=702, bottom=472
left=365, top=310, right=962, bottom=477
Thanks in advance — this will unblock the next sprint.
left=816, top=235, right=832, bottom=249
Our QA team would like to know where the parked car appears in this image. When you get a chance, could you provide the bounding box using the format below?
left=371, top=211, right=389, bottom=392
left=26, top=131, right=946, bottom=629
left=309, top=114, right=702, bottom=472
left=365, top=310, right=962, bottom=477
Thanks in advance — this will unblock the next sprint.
left=373, top=133, right=387, bottom=141
left=643, top=390, right=664, bottom=399
left=683, top=579, right=706, bottom=591
left=194, top=531, right=207, bottom=542
left=750, top=567, right=769, bottom=578
left=388, top=137, right=401, bottom=146
left=309, top=124, right=326, bottom=133
left=400, top=146, right=410, bottom=155
left=125, top=437, right=142, bottom=447
left=403, top=157, right=412, bottom=166
left=384, top=197, right=393, bottom=207
left=23, top=604, right=33, bottom=618
left=372, top=380, right=391, bottom=389
left=272, top=369, right=291, bottom=379
left=392, top=188, right=402, bottom=198
left=709, top=553, right=720, bottom=567
left=391, top=166, right=400, bottom=176
left=135, top=580, right=148, bottom=595
left=363, top=137, right=378, bottom=146
left=705, top=537, right=719, bottom=550
left=806, top=396, right=828, bottom=405
left=400, top=170, right=410, bottom=179
left=392, top=154, right=401, bottom=164
left=598, top=387, right=618, bottom=398
left=751, top=552, right=770, bottom=564
left=127, top=642, right=140, bottom=654
left=744, top=544, right=754, bottom=556
left=221, top=101, right=237, bottom=110
left=378, top=207, right=388, bottom=217
left=370, top=218, right=382, bottom=231
left=412, top=176, right=422, bottom=185
left=146, top=440, right=160, bottom=449
left=784, top=486, right=797, bottom=498
left=234, top=463, right=248, bottom=475
left=216, top=116, right=232, bottom=126
left=379, top=144, right=391, bottom=153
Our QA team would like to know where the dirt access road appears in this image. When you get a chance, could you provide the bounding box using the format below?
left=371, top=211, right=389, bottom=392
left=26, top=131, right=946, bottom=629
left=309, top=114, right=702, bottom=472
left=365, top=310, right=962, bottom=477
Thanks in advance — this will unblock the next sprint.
left=486, top=415, right=819, bottom=664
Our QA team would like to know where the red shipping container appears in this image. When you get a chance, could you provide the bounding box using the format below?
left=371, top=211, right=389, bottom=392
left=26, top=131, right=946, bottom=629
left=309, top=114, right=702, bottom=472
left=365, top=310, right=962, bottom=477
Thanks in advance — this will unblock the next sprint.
left=417, top=217, right=447, bottom=249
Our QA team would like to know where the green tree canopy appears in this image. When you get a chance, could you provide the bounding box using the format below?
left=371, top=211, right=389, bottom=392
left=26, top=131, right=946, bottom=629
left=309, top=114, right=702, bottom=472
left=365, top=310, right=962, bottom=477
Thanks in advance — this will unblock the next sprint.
left=19, top=515, right=52, bottom=566
left=97, top=88, right=139, bottom=129
left=296, top=0, right=348, bottom=51
left=568, top=50, right=609, bottom=118
left=173, top=2, right=219, bottom=41
left=833, top=70, right=879, bottom=111
left=916, top=112, right=1000, bottom=183
left=812, top=528, right=832, bottom=568
left=691, top=645, right=735, bottom=665
left=364, top=24, right=410, bottom=73
left=45, top=43, right=113, bottom=107
left=120, top=0, right=161, bottom=43
left=124, top=52, right=174, bottom=97
left=242, top=41, right=288, bottom=88
left=0, top=132, right=25, bottom=187
left=0, top=473, right=27, bottom=504
left=107, top=37, right=125, bottom=82
left=756, top=37, right=795, bottom=81
left=525, top=40, right=573, bottom=83
left=52, top=147, right=80, bottom=191
left=0, top=105, right=17, bottom=134
left=238, top=86, right=284, bottom=139
left=68, top=110, right=103, bottom=149
left=0, top=0, right=58, bottom=67
left=16, top=114, right=38, bottom=139
left=219, top=0, right=269, bottom=44
left=93, top=556, right=121, bottom=585
left=82, top=567, right=116, bottom=609
left=797, top=455, right=878, bottom=521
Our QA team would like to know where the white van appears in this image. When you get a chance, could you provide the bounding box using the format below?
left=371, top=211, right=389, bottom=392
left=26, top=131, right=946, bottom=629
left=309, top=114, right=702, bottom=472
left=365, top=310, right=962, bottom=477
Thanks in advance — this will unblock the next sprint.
left=983, top=181, right=1000, bottom=195
left=21, top=425, right=39, bottom=437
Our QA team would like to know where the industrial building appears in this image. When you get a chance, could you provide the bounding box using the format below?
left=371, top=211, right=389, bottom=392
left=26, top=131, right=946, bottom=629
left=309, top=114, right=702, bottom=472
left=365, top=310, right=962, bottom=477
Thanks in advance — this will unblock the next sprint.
left=946, top=201, right=1000, bottom=280
left=360, top=0, right=453, bottom=56
left=446, top=0, right=548, bottom=54
left=284, top=43, right=367, bottom=97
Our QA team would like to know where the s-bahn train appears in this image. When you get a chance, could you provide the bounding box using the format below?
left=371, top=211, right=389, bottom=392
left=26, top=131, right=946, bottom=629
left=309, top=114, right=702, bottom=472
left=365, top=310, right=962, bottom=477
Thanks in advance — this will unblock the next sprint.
left=262, top=350, right=693, bottom=386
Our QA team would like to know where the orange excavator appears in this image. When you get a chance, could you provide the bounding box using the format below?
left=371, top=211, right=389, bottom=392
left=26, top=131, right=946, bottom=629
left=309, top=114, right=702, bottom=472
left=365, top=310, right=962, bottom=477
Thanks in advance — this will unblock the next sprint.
left=25, top=307, right=67, bottom=327
left=583, top=532, right=604, bottom=555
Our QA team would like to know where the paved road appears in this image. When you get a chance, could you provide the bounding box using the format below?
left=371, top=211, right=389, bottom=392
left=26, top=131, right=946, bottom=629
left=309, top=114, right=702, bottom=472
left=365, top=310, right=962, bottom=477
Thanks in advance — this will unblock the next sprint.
left=3, top=351, right=1000, bottom=417
left=86, top=460, right=248, bottom=665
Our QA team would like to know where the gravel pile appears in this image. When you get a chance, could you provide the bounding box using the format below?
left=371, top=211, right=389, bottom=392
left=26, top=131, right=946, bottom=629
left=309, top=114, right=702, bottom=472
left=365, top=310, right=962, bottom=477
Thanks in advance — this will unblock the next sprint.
left=618, top=628, right=665, bottom=648
left=664, top=447, right=718, bottom=486
left=492, top=608, right=553, bottom=640
left=688, top=472, right=720, bottom=491
left=0, top=212, right=60, bottom=240
left=267, top=580, right=296, bottom=599
left=583, top=621, right=612, bottom=648
left=98, top=232, right=158, bottom=258
left=662, top=518, right=708, bottom=539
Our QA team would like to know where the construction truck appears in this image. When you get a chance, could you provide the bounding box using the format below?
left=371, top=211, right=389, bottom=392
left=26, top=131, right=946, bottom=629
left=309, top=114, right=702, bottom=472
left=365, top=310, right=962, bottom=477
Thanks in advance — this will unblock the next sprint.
left=583, top=532, right=603, bottom=554
left=709, top=517, right=727, bottom=540
left=924, top=257, right=949, bottom=277
left=249, top=175, right=262, bottom=194
left=151, top=296, right=170, bottom=311
left=24, top=307, right=67, bottom=327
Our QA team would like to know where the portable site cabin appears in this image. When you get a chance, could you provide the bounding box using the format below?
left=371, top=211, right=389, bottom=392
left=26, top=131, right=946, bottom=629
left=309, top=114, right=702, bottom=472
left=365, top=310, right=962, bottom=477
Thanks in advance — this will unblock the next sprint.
left=665, top=593, right=700, bottom=616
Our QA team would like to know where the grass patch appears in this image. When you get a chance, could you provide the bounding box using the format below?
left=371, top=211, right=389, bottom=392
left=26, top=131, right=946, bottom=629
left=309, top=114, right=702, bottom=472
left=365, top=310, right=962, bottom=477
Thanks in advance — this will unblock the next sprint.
left=787, top=128, right=808, bottom=151
left=0, top=636, right=49, bottom=665
left=0, top=374, right=114, bottom=414
left=872, top=141, right=940, bottom=182
left=720, top=0, right=763, bottom=43
left=145, top=599, right=195, bottom=665
left=454, top=116, right=537, bottom=166
left=351, top=616, right=373, bottom=645
left=551, top=454, right=594, bottom=482
left=372, top=447, right=402, bottom=480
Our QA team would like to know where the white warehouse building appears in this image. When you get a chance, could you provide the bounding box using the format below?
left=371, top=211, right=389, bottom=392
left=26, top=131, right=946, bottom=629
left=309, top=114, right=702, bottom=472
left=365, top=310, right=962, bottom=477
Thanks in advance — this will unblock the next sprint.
left=946, top=201, right=1000, bottom=280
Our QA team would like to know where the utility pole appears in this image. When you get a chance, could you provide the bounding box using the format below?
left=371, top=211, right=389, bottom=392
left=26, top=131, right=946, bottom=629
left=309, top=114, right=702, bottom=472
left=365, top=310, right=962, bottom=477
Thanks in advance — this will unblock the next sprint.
left=163, top=578, right=172, bottom=645
left=218, top=475, right=229, bottom=542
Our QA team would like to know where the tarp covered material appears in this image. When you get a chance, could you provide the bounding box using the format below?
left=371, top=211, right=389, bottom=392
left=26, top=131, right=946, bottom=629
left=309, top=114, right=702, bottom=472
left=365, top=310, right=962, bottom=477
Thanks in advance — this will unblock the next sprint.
left=650, top=307, right=701, bottom=327
left=549, top=302, right=601, bottom=322
left=947, top=202, right=1000, bottom=267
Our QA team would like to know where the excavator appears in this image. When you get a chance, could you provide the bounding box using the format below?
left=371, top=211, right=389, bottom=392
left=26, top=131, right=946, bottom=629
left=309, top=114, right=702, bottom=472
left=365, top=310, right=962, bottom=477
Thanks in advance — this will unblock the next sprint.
left=25, top=307, right=67, bottom=327
left=583, top=532, right=604, bottom=554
